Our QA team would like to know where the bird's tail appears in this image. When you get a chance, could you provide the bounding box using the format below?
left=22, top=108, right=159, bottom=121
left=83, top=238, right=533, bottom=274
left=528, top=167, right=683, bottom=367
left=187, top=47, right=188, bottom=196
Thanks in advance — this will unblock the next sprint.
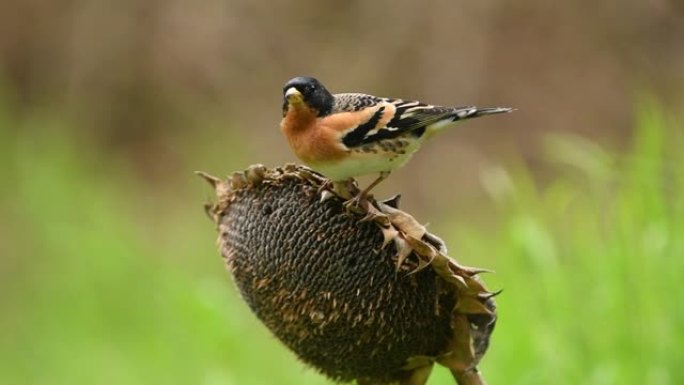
left=455, top=106, right=514, bottom=120
left=425, top=106, right=513, bottom=136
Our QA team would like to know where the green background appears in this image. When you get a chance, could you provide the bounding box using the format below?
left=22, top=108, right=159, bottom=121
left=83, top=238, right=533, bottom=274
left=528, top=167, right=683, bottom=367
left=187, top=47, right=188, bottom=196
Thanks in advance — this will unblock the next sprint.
left=1, top=1, right=683, bottom=384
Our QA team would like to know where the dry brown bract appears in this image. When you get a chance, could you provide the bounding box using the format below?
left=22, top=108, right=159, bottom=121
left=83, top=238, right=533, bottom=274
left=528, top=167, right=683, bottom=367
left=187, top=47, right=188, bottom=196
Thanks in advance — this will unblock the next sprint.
left=198, top=164, right=498, bottom=385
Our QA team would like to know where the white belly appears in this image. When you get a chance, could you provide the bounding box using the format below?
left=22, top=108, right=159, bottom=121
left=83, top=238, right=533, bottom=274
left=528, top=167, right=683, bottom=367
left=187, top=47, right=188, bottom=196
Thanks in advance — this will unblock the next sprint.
left=308, top=140, right=422, bottom=181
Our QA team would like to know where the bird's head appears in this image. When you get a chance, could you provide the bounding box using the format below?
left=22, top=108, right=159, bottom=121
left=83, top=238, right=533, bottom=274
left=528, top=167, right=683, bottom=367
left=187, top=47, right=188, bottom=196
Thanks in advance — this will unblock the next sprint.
left=282, top=76, right=334, bottom=117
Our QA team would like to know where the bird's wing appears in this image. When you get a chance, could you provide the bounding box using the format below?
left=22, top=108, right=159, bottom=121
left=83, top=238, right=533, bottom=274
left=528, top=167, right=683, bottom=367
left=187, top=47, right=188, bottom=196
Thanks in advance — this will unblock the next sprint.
left=329, top=93, right=512, bottom=148
left=336, top=94, right=497, bottom=148
left=383, top=102, right=512, bottom=136
left=332, top=93, right=385, bottom=112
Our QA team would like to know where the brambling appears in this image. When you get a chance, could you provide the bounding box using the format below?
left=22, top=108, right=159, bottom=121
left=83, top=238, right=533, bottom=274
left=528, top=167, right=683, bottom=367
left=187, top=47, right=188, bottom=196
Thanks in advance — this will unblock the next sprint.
left=280, top=76, right=512, bottom=207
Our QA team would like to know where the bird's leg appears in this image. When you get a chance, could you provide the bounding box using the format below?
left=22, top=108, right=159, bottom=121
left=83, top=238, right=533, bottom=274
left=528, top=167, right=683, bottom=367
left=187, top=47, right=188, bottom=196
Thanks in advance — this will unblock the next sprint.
left=343, top=171, right=390, bottom=211
left=317, top=178, right=355, bottom=202
left=317, top=179, right=338, bottom=202
left=331, top=178, right=355, bottom=200
left=317, top=179, right=333, bottom=194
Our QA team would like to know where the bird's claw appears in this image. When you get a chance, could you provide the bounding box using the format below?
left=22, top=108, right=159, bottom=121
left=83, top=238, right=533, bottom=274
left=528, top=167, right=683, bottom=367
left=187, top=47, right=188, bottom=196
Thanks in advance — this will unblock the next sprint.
left=317, top=180, right=334, bottom=195
left=359, top=208, right=390, bottom=226
left=343, top=194, right=368, bottom=213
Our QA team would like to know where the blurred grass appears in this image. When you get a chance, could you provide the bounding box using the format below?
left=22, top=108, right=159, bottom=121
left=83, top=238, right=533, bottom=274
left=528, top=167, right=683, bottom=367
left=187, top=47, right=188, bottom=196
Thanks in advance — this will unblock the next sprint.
left=0, top=96, right=682, bottom=385
left=453, top=99, right=684, bottom=385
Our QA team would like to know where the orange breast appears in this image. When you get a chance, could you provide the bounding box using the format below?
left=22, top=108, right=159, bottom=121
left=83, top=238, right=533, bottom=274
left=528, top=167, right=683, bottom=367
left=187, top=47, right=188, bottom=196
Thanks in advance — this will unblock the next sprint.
left=281, top=105, right=348, bottom=164
left=281, top=102, right=398, bottom=166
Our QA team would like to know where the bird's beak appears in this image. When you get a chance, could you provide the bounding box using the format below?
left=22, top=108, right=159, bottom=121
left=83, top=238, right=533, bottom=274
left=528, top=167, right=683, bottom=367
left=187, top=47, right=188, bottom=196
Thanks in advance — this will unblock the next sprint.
left=285, top=87, right=304, bottom=105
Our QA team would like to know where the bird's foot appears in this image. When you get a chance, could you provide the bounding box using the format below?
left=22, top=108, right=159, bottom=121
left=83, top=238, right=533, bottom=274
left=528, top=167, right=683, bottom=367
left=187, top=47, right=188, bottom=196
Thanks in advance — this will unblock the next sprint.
left=317, top=180, right=333, bottom=195
left=317, top=180, right=338, bottom=203
left=359, top=202, right=391, bottom=227
left=343, top=193, right=369, bottom=213
left=341, top=192, right=392, bottom=228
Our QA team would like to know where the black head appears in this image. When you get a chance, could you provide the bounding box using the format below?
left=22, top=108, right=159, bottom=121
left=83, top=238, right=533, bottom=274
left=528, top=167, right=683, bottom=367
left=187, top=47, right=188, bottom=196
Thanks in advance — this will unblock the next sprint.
left=282, top=76, right=334, bottom=117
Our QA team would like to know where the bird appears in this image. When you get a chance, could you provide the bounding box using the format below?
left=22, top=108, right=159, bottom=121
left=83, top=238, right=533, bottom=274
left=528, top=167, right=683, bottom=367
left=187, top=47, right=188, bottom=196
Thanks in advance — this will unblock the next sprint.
left=280, top=76, right=512, bottom=207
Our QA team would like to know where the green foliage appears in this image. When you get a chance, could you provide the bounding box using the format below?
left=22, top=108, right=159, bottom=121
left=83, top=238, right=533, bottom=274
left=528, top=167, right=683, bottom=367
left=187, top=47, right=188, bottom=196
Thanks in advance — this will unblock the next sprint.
left=452, top=100, right=684, bottom=385
left=0, top=99, right=681, bottom=384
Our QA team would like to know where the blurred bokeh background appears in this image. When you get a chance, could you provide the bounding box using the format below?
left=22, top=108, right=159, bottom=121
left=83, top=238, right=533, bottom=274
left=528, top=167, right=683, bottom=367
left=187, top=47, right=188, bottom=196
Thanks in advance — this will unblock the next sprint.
left=1, top=1, right=683, bottom=384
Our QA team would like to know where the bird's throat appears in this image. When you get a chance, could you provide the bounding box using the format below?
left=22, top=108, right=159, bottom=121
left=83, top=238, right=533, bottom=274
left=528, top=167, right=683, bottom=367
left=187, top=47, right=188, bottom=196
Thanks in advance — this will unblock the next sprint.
left=281, top=104, right=317, bottom=134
